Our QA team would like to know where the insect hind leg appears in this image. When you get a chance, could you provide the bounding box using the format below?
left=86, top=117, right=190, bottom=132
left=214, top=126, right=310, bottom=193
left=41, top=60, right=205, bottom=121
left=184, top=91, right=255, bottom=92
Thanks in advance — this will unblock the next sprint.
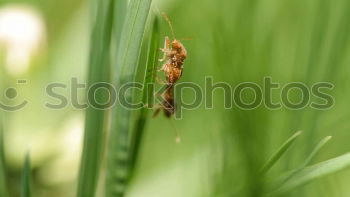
left=153, top=107, right=162, bottom=117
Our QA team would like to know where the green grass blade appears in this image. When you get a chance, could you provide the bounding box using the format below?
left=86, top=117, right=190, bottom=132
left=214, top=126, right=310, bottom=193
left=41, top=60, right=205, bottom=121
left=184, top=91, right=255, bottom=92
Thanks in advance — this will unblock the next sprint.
left=267, top=136, right=333, bottom=195
left=0, top=122, right=8, bottom=197
left=77, top=0, right=115, bottom=196
left=106, top=0, right=153, bottom=196
left=301, top=136, right=332, bottom=167
left=21, top=154, right=31, bottom=197
left=129, top=16, right=160, bottom=175
left=268, top=152, right=350, bottom=196
left=114, top=0, right=127, bottom=45
left=261, top=131, right=303, bottom=174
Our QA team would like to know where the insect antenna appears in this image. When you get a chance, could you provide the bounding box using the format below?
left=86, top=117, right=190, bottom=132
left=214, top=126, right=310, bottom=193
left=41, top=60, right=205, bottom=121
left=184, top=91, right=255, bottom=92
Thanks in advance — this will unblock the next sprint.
left=179, top=37, right=193, bottom=41
left=162, top=12, right=176, bottom=39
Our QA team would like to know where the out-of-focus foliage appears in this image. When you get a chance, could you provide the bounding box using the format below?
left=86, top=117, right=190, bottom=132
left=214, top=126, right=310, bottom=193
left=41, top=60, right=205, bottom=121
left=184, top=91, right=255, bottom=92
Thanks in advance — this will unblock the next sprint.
left=1, top=0, right=350, bottom=196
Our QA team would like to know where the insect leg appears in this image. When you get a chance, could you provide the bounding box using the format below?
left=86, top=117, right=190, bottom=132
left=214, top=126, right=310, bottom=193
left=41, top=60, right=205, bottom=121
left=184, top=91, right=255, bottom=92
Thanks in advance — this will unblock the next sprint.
left=144, top=103, right=165, bottom=118
left=153, top=107, right=162, bottom=117
left=159, top=37, right=171, bottom=61
left=165, top=36, right=171, bottom=48
left=158, top=62, right=168, bottom=72
left=155, top=75, right=168, bottom=85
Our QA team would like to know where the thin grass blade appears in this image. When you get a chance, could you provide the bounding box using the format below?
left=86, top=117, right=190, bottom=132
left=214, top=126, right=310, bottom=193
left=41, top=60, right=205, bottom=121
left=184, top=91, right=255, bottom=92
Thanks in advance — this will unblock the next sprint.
left=129, top=16, right=160, bottom=174
left=0, top=122, right=8, bottom=197
left=268, top=152, right=350, bottom=196
left=114, top=0, right=128, bottom=45
left=77, top=0, right=115, bottom=196
left=301, top=136, right=332, bottom=167
left=106, top=0, right=153, bottom=196
left=261, top=131, right=303, bottom=174
left=21, top=154, right=31, bottom=197
left=267, top=136, right=333, bottom=194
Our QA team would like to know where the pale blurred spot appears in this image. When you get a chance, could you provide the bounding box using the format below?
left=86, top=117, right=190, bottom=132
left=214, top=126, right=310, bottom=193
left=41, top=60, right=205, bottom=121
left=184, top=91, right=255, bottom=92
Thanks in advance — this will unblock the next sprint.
left=6, top=114, right=83, bottom=185
left=38, top=115, right=84, bottom=185
left=0, top=5, right=46, bottom=75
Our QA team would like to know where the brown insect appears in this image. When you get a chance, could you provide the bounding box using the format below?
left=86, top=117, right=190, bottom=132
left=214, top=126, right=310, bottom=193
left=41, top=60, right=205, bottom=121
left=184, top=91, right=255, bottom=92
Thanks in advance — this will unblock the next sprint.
left=154, top=12, right=187, bottom=118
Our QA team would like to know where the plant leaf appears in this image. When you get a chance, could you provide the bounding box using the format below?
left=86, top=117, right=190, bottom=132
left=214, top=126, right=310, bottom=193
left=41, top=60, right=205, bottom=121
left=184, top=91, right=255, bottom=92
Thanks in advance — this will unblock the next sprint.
left=261, top=131, right=303, bottom=174
left=77, top=0, right=115, bottom=196
left=21, top=153, right=31, bottom=197
left=268, top=152, right=350, bottom=196
left=105, top=0, right=153, bottom=196
left=114, top=0, right=128, bottom=45
left=301, top=136, right=332, bottom=167
left=129, top=16, right=159, bottom=176
left=0, top=122, right=8, bottom=197
left=267, top=136, right=333, bottom=195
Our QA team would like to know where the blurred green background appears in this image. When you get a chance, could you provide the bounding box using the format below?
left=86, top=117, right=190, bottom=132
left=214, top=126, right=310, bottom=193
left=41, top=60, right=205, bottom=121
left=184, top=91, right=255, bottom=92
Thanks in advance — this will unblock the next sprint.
left=1, top=0, right=350, bottom=196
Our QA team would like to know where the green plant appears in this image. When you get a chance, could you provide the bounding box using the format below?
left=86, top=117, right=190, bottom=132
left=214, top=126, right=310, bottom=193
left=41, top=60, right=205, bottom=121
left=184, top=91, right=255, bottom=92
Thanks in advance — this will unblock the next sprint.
left=21, top=154, right=31, bottom=197
left=0, top=124, right=7, bottom=197
left=77, top=0, right=115, bottom=196
left=129, top=16, right=160, bottom=177
left=269, top=152, right=350, bottom=196
left=262, top=132, right=350, bottom=196
left=2, top=0, right=350, bottom=196
left=261, top=131, right=303, bottom=174
left=105, top=0, right=153, bottom=196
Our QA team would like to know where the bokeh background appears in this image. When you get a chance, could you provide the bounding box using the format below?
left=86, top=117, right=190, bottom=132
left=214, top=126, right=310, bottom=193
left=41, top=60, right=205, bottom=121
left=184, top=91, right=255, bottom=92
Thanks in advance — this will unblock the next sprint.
left=1, top=0, right=350, bottom=196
